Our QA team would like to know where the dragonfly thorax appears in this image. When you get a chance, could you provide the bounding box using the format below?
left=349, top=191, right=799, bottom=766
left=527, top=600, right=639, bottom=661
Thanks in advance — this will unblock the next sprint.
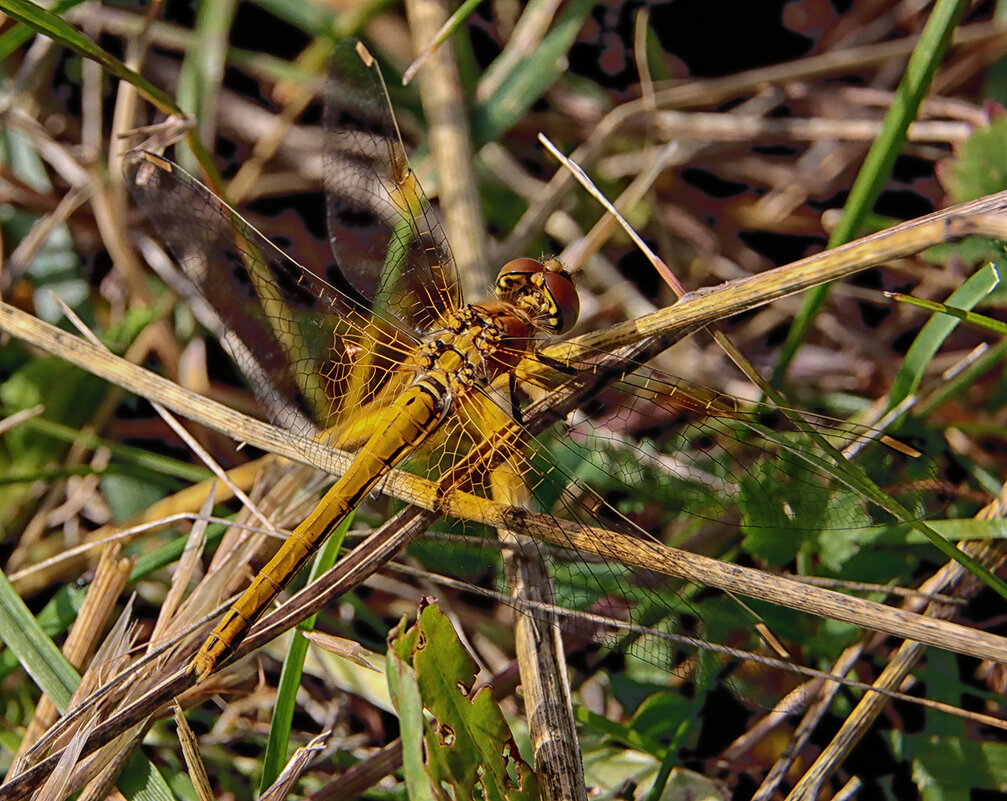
left=494, top=257, right=579, bottom=334
left=422, top=305, right=528, bottom=392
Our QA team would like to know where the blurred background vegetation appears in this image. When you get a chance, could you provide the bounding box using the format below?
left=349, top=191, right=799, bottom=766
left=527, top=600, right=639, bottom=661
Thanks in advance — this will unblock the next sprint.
left=4, top=1, right=1007, bottom=799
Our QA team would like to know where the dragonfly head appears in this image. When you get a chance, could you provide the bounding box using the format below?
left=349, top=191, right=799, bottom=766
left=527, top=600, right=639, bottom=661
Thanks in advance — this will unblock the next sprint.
left=495, top=258, right=579, bottom=334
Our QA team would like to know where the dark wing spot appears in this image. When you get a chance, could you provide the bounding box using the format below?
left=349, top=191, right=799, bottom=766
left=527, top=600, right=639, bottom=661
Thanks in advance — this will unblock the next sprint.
left=335, top=109, right=385, bottom=137
left=273, top=259, right=319, bottom=309
left=224, top=250, right=256, bottom=298
left=334, top=205, right=380, bottom=230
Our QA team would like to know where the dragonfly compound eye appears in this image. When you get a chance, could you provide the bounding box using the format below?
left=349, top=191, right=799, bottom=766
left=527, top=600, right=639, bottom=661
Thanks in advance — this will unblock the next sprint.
left=496, top=257, right=580, bottom=334
left=540, top=258, right=579, bottom=334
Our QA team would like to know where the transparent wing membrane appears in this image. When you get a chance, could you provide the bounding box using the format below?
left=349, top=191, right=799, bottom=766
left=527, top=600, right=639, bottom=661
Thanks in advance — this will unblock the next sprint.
left=124, top=151, right=421, bottom=449
left=123, top=37, right=942, bottom=703
left=323, top=39, right=460, bottom=332
left=395, top=352, right=935, bottom=692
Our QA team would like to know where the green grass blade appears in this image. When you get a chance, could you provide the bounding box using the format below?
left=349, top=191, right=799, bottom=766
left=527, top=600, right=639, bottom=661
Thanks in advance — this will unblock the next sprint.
left=873, top=518, right=1007, bottom=545
left=0, top=0, right=228, bottom=194
left=917, top=336, right=1007, bottom=417
left=116, top=754, right=176, bottom=801
left=0, top=583, right=85, bottom=681
left=0, top=568, right=182, bottom=799
left=402, top=0, right=488, bottom=85
left=259, top=513, right=352, bottom=793
left=773, top=0, right=969, bottom=383
left=175, top=0, right=237, bottom=172
left=386, top=614, right=435, bottom=801
left=472, top=0, right=595, bottom=145
left=887, top=284, right=1007, bottom=339
left=889, top=261, right=1002, bottom=408
left=0, top=0, right=83, bottom=76
left=0, top=0, right=184, bottom=116
left=3, top=411, right=212, bottom=483
left=0, top=567, right=78, bottom=709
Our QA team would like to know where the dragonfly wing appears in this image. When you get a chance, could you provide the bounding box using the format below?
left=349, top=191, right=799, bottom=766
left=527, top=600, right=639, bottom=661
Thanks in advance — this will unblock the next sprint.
left=123, top=150, right=419, bottom=439
left=410, top=339, right=941, bottom=700
left=524, top=344, right=933, bottom=522
left=323, top=38, right=462, bottom=332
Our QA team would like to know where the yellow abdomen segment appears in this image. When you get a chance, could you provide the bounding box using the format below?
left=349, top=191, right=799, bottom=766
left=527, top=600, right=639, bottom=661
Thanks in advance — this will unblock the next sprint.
left=191, top=378, right=446, bottom=679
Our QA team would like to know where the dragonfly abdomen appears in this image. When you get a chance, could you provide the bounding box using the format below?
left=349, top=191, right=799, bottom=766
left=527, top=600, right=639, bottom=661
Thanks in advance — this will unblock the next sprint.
left=191, top=278, right=566, bottom=679
left=191, top=376, right=451, bottom=679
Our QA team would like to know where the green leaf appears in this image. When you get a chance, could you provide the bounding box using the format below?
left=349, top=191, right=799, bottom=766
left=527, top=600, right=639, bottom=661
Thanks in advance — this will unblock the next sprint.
left=0, top=568, right=79, bottom=709
left=888, top=731, right=1007, bottom=799
left=739, top=450, right=870, bottom=568
left=100, top=473, right=170, bottom=522
left=924, top=236, right=1006, bottom=269
left=0, top=584, right=86, bottom=681
left=388, top=601, right=539, bottom=801
left=387, top=612, right=436, bottom=801
left=0, top=305, right=158, bottom=524
left=945, top=114, right=1007, bottom=202
left=0, top=359, right=109, bottom=531
left=578, top=741, right=660, bottom=798
left=650, top=767, right=727, bottom=801
left=578, top=689, right=696, bottom=759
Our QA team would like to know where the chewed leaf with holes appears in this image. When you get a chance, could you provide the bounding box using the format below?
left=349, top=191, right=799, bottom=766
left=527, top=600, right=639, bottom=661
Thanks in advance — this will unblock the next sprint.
left=387, top=601, right=538, bottom=801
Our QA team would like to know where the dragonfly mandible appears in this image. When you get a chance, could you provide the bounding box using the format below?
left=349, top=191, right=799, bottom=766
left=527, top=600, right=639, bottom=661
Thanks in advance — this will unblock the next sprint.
left=123, top=39, right=926, bottom=685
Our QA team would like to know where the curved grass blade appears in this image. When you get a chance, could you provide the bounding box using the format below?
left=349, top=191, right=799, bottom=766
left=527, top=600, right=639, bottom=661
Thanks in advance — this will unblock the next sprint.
left=773, top=0, right=970, bottom=382
left=0, top=0, right=225, bottom=188
left=0, top=568, right=77, bottom=709
left=887, top=271, right=1007, bottom=340
left=472, top=0, right=595, bottom=145
left=889, top=260, right=1002, bottom=408
left=0, top=0, right=182, bottom=116
left=0, top=0, right=79, bottom=66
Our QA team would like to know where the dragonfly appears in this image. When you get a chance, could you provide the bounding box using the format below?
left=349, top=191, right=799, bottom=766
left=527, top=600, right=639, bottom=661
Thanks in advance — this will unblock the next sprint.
left=123, top=39, right=928, bottom=687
